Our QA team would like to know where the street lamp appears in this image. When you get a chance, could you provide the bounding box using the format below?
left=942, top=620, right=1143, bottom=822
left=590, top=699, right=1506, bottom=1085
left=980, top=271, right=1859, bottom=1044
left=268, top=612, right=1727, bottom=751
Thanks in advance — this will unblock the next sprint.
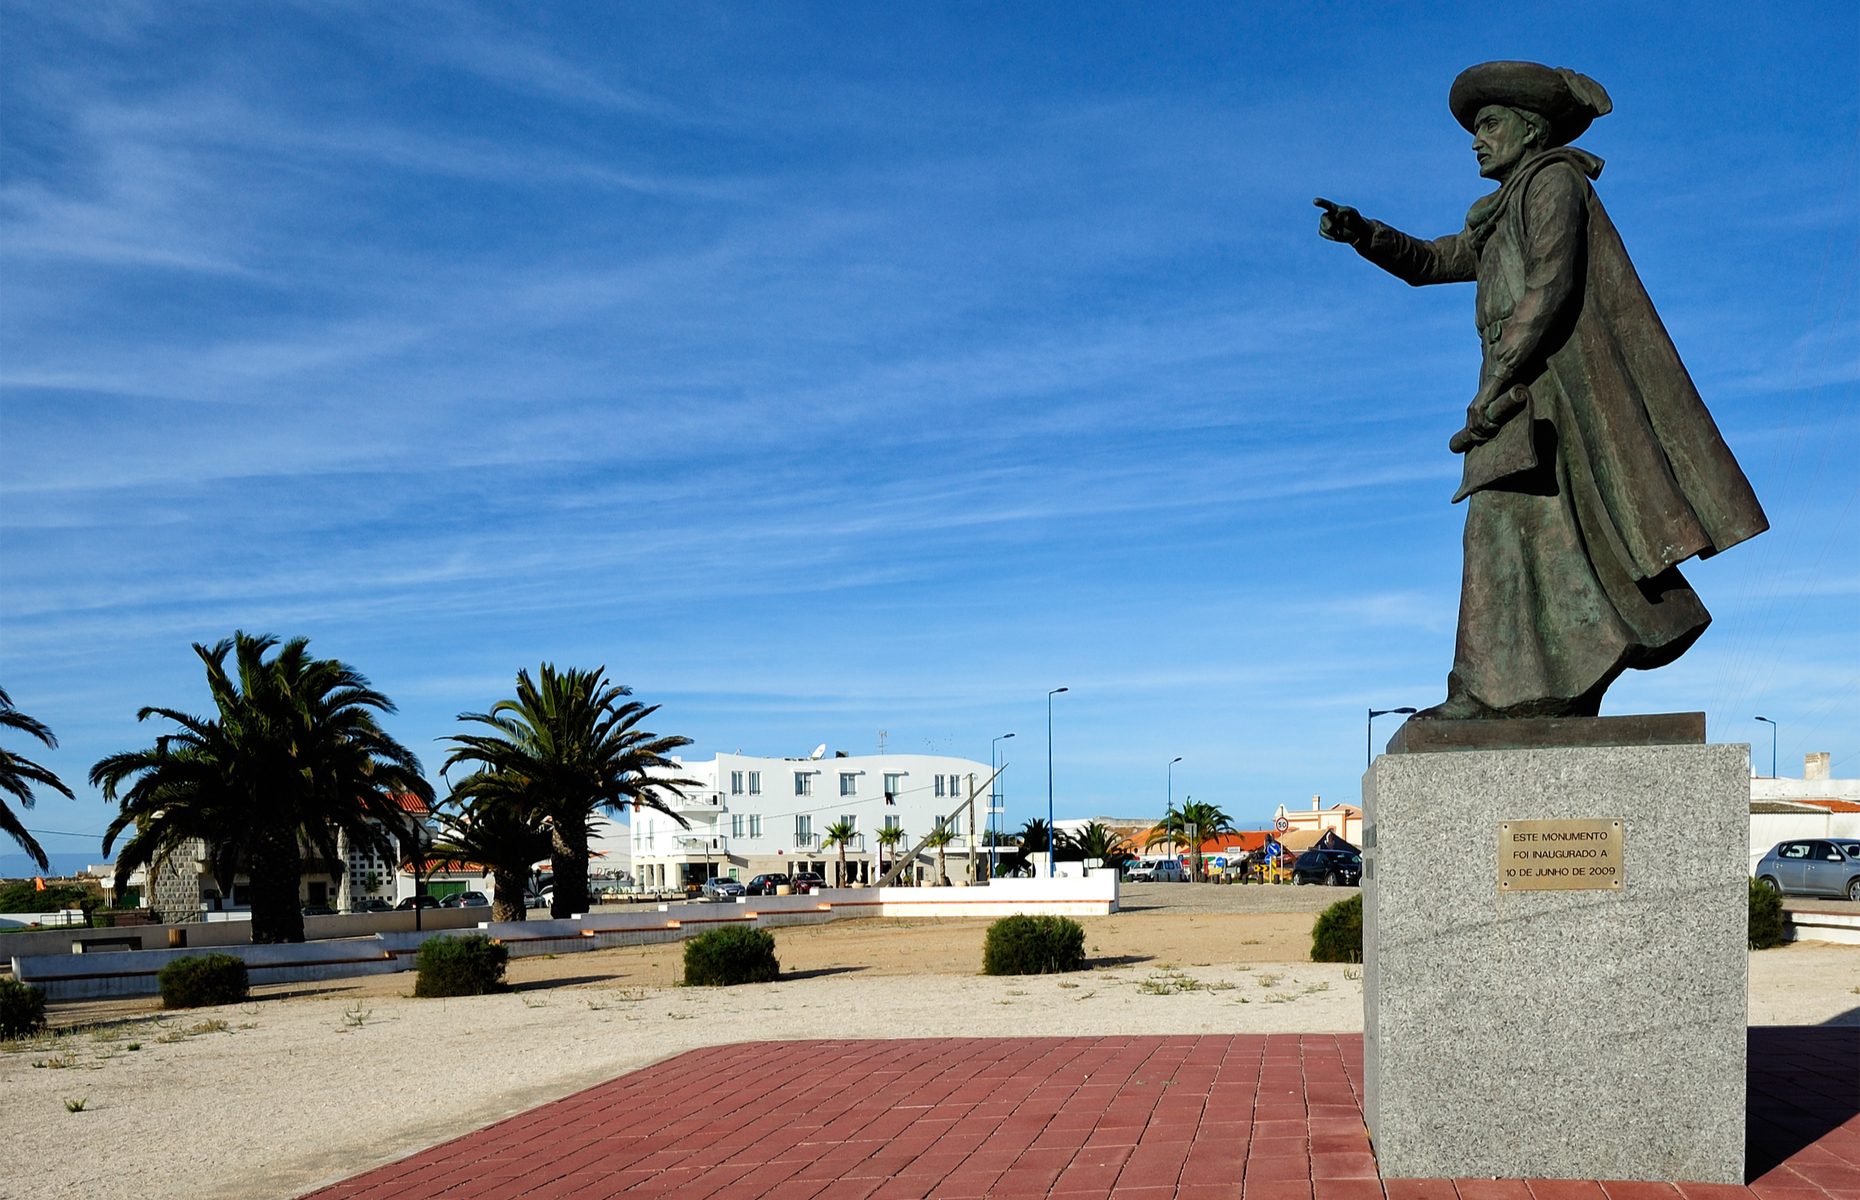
left=1167, top=757, right=1182, bottom=812
left=1368, top=707, right=1419, bottom=769
left=992, top=733, right=1015, bottom=879
left=1048, top=688, right=1068, bottom=878
left=1754, top=716, right=1777, bottom=779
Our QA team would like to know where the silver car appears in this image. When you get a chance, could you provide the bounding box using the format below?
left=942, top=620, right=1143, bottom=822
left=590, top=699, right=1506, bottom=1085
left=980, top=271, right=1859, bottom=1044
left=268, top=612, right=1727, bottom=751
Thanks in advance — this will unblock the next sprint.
left=1755, top=840, right=1860, bottom=901
left=700, top=877, right=745, bottom=901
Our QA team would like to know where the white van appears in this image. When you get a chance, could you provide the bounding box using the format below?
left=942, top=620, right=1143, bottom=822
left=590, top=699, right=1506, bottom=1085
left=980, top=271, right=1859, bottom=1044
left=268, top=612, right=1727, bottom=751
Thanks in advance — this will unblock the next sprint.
left=1125, top=857, right=1188, bottom=883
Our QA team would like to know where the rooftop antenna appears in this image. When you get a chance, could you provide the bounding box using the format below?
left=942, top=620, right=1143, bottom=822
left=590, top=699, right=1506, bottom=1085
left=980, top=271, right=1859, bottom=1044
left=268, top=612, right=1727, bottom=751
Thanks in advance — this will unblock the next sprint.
left=810, top=744, right=827, bottom=760
left=877, top=730, right=888, bottom=754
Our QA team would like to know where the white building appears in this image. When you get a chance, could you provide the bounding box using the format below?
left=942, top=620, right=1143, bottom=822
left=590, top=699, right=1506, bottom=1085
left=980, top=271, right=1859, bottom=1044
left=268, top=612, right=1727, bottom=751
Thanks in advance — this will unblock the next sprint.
left=1749, top=752, right=1860, bottom=874
left=631, top=750, right=996, bottom=891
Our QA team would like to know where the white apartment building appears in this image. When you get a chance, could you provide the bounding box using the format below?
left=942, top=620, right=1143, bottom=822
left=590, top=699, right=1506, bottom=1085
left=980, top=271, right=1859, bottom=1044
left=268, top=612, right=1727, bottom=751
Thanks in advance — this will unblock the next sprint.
left=631, top=751, right=997, bottom=891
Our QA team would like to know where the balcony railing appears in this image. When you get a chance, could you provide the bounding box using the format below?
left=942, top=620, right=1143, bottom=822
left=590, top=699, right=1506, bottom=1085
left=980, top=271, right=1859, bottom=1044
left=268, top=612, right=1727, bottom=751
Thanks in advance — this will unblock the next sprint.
left=672, top=835, right=729, bottom=855
left=665, top=791, right=724, bottom=811
left=794, top=833, right=819, bottom=850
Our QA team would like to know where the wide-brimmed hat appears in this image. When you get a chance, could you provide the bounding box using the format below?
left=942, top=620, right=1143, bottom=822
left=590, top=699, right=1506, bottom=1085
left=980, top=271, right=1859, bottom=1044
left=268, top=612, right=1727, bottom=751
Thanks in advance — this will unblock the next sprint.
left=1449, top=61, right=1612, bottom=146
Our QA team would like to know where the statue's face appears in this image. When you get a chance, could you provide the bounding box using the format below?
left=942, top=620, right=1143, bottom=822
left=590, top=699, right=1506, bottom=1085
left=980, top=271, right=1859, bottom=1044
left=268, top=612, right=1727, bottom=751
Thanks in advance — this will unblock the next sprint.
left=1472, top=105, right=1536, bottom=180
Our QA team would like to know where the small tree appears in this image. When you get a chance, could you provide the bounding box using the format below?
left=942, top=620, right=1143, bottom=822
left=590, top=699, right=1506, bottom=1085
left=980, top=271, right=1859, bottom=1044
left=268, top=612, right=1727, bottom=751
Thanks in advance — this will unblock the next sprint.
left=822, top=820, right=858, bottom=887
left=923, top=826, right=955, bottom=885
left=1311, top=894, right=1363, bottom=962
left=1068, top=822, right=1135, bottom=872
left=1748, top=878, right=1787, bottom=950
left=875, top=825, right=906, bottom=882
left=1177, top=800, right=1236, bottom=881
left=425, top=795, right=555, bottom=922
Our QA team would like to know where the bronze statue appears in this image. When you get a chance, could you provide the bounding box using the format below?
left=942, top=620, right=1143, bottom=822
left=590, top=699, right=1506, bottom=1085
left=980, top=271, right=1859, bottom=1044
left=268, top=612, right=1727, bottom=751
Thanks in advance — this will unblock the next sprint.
left=1316, top=61, right=1767, bottom=721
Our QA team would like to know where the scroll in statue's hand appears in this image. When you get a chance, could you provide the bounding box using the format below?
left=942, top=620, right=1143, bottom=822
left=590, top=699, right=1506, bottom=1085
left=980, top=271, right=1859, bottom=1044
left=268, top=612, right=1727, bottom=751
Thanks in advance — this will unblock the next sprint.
left=1313, top=198, right=1369, bottom=244
left=1449, top=385, right=1531, bottom=455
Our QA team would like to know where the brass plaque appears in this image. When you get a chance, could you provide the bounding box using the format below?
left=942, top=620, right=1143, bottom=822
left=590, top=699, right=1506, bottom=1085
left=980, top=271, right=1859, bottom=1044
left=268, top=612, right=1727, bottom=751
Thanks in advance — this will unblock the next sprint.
left=1498, top=819, right=1623, bottom=891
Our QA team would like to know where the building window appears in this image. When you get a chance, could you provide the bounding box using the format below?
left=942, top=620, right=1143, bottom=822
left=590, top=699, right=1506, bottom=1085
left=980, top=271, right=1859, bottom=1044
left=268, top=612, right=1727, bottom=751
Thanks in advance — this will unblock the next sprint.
left=934, top=776, right=946, bottom=798
left=732, top=814, right=744, bottom=838
left=884, top=815, right=900, bottom=832
left=795, top=772, right=812, bottom=797
left=947, top=774, right=963, bottom=797
left=795, top=815, right=813, bottom=842
left=731, top=771, right=744, bottom=795
left=883, top=773, right=902, bottom=803
left=839, top=814, right=858, bottom=833
left=749, top=814, right=762, bottom=838
left=840, top=772, right=858, bottom=797
left=748, top=771, right=762, bottom=795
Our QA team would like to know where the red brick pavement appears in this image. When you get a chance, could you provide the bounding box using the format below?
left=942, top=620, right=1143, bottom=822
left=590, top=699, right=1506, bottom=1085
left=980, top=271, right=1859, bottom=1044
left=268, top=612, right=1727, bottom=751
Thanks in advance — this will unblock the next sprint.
left=305, top=1029, right=1856, bottom=1200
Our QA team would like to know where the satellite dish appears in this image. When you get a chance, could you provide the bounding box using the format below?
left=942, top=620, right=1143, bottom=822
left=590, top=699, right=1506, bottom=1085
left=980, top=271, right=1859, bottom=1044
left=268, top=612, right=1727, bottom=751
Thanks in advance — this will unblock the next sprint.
left=810, top=744, right=827, bottom=760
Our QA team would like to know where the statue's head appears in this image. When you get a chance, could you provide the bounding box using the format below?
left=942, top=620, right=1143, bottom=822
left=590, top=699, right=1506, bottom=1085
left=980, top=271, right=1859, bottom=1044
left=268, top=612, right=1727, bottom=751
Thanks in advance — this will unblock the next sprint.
left=1450, top=62, right=1611, bottom=179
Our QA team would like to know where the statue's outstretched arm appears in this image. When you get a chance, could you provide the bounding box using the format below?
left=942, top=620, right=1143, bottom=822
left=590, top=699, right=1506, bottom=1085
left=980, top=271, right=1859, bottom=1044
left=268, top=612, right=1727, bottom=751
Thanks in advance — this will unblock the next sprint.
left=1318, top=197, right=1475, bottom=286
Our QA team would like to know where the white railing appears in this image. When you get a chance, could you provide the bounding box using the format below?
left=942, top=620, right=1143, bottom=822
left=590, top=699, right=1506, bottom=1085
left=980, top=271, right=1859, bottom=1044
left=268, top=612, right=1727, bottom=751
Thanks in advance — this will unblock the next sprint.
left=673, top=836, right=728, bottom=855
left=794, top=833, right=819, bottom=850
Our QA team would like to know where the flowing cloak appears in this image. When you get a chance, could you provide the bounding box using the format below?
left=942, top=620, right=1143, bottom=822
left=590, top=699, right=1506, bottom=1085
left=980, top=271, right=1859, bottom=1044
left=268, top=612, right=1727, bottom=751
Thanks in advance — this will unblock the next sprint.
left=1353, top=148, right=1767, bottom=716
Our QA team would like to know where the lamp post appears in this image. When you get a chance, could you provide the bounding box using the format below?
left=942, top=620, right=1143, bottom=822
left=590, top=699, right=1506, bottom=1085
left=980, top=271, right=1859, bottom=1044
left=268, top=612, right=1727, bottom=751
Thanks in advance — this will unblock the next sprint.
left=1754, top=716, right=1777, bottom=779
left=1047, top=688, right=1068, bottom=878
left=992, top=733, right=1015, bottom=879
left=1368, top=707, right=1419, bottom=769
left=1167, top=756, right=1182, bottom=812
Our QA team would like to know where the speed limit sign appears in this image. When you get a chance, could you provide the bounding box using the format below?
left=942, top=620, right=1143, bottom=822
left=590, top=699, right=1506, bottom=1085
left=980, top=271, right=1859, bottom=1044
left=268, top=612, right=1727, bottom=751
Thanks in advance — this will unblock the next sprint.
left=1274, top=816, right=1289, bottom=833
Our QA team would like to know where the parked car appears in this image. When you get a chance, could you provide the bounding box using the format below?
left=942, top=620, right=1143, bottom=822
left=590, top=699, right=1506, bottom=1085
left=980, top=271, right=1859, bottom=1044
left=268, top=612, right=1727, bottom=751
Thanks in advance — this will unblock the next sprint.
left=790, top=871, right=827, bottom=894
left=300, top=904, right=337, bottom=917
left=523, top=890, right=545, bottom=909
left=440, top=890, right=490, bottom=908
left=1755, top=840, right=1860, bottom=901
left=395, top=895, right=440, bottom=910
left=701, top=878, right=745, bottom=901
left=1291, top=847, right=1363, bottom=887
left=1124, top=857, right=1187, bottom=883
left=355, top=898, right=393, bottom=913
left=743, top=873, right=790, bottom=896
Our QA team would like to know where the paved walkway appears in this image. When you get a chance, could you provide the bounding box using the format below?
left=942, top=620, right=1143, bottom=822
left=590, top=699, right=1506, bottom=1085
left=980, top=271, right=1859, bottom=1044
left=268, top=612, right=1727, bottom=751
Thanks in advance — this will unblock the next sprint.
left=306, top=1030, right=1856, bottom=1200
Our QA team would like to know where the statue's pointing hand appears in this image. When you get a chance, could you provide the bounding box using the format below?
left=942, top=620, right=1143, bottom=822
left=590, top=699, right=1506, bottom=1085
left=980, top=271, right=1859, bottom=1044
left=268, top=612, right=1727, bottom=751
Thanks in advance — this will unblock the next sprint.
left=1314, top=198, right=1369, bottom=245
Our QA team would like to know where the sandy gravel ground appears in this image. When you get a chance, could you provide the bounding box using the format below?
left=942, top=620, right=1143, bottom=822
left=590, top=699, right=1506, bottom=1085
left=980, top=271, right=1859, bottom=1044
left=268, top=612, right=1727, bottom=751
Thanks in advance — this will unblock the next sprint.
left=3, top=913, right=1854, bottom=1200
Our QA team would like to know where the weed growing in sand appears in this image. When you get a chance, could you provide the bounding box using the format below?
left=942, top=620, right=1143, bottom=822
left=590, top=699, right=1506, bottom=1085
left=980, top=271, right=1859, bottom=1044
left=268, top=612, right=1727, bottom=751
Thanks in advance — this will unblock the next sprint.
left=1057, top=981, right=1079, bottom=989
left=342, top=1005, right=372, bottom=1028
left=1074, top=990, right=1097, bottom=1001
left=1343, top=968, right=1362, bottom=981
left=236, top=1021, right=258, bottom=1030
left=1304, top=982, right=1330, bottom=994
left=33, top=1050, right=77, bottom=1069
left=64, top=1098, right=88, bottom=1112
left=518, top=994, right=548, bottom=1009
left=156, top=1019, right=229, bottom=1044
left=614, top=988, right=646, bottom=1002
left=1255, top=973, right=1282, bottom=989
left=1006, top=989, right=1027, bottom=996
left=126, top=1043, right=141, bottom=1052
left=667, top=1012, right=694, bottom=1020
left=90, top=1027, right=122, bottom=1044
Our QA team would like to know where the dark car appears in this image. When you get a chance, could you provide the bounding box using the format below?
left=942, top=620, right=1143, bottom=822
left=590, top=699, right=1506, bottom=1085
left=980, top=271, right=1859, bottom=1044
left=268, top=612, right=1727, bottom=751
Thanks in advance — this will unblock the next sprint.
left=1756, top=840, right=1860, bottom=901
left=701, top=877, right=746, bottom=901
left=395, top=895, right=440, bottom=910
left=743, top=873, right=790, bottom=896
left=301, top=904, right=337, bottom=917
left=790, top=871, right=827, bottom=894
left=440, top=890, right=490, bottom=909
left=355, top=898, right=393, bottom=913
left=1291, top=848, right=1363, bottom=887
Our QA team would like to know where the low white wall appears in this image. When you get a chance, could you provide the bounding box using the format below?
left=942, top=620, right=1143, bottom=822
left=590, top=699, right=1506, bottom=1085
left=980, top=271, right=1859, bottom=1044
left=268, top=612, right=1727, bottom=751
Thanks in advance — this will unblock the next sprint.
left=11, top=874, right=1119, bottom=1000
left=1788, top=908, right=1860, bottom=946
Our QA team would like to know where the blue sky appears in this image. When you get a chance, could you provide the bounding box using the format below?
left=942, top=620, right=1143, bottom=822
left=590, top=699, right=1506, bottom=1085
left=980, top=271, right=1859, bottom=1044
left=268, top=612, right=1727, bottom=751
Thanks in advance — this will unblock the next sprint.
left=4, top=2, right=1857, bottom=874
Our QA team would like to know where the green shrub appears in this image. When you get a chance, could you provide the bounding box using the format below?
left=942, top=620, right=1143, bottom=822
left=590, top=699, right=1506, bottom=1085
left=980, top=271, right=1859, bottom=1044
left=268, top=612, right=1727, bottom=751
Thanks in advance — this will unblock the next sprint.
left=0, top=882, right=93, bottom=914
left=683, top=925, right=781, bottom=986
left=157, top=953, right=250, bottom=1009
left=414, top=934, right=509, bottom=997
left=0, top=977, right=47, bottom=1039
left=1749, top=877, right=1787, bottom=950
left=1311, top=893, right=1363, bottom=963
left=982, top=914, right=1086, bottom=975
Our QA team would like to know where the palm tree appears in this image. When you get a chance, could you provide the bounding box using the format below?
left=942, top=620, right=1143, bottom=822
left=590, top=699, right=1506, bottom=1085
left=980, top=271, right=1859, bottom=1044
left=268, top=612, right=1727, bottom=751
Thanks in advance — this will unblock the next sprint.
left=1070, top=821, right=1136, bottom=872
left=1176, top=800, right=1236, bottom=881
left=1016, top=817, right=1053, bottom=854
left=92, top=634, right=432, bottom=943
left=1143, top=805, right=1188, bottom=871
left=875, top=824, right=906, bottom=883
left=923, top=826, right=956, bottom=886
left=427, top=794, right=556, bottom=922
left=822, top=819, right=859, bottom=888
left=443, top=664, right=696, bottom=919
left=0, top=687, right=75, bottom=871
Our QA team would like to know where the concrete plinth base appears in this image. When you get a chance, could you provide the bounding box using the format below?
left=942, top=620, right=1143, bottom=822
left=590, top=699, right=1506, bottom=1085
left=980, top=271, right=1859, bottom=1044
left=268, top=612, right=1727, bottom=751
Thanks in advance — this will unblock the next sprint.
left=1362, top=740, right=1748, bottom=1184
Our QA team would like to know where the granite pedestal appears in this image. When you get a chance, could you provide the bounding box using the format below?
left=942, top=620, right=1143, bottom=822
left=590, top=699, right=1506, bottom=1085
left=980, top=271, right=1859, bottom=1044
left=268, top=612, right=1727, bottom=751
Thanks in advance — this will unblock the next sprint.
left=1361, top=727, right=1748, bottom=1184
